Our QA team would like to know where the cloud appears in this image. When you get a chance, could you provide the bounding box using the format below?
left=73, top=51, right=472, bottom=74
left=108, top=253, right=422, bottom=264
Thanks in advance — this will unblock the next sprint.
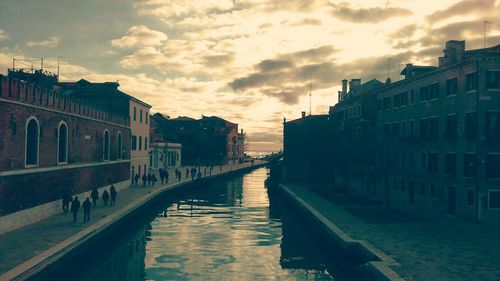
left=330, top=2, right=412, bottom=23
left=111, top=25, right=168, bottom=48
left=426, top=0, right=497, bottom=23
left=27, top=36, right=59, bottom=48
left=257, top=59, right=294, bottom=72
left=0, top=29, right=9, bottom=41
left=135, top=0, right=235, bottom=21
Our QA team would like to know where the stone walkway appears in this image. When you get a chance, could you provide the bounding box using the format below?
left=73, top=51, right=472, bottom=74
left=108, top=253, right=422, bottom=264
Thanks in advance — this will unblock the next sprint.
left=0, top=162, right=258, bottom=276
left=286, top=184, right=500, bottom=281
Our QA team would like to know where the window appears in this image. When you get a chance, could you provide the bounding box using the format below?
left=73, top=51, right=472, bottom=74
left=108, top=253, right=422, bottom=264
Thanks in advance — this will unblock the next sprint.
left=466, top=189, right=475, bottom=207
left=465, top=112, right=477, bottom=138
left=103, top=130, right=110, bottom=161
left=401, top=121, right=407, bottom=138
left=428, top=152, right=438, bottom=174
left=465, top=72, right=477, bottom=91
left=409, top=151, right=415, bottom=169
left=409, top=90, right=415, bottom=104
left=486, top=71, right=500, bottom=89
left=419, top=118, right=428, bottom=138
left=429, top=117, right=439, bottom=138
left=133, top=107, right=137, bottom=121
left=377, top=99, right=382, bottom=111
left=445, top=153, right=456, bottom=176
left=144, top=137, right=148, bottom=150
left=446, top=78, right=458, bottom=96
left=140, top=109, right=143, bottom=123
left=409, top=120, right=415, bottom=137
left=486, top=154, right=500, bottom=178
left=486, top=112, right=500, bottom=139
left=25, top=117, right=40, bottom=166
left=393, top=122, right=400, bottom=138
left=57, top=122, right=68, bottom=164
left=429, top=83, right=439, bottom=99
left=488, top=191, right=500, bottom=209
left=132, top=135, right=137, bottom=150
left=430, top=184, right=436, bottom=198
left=394, top=93, right=401, bottom=107
left=421, top=152, right=427, bottom=170
left=401, top=91, right=408, bottom=106
left=420, top=86, right=429, bottom=101
left=139, top=136, right=142, bottom=151
left=117, top=132, right=122, bottom=160
left=146, top=113, right=149, bottom=124
left=383, top=123, right=391, bottom=138
left=383, top=97, right=390, bottom=109
left=464, top=153, right=477, bottom=178
left=445, top=114, right=457, bottom=139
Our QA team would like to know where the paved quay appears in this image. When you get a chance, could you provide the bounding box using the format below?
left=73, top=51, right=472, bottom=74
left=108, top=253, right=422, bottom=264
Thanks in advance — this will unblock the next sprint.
left=284, top=184, right=500, bottom=281
left=0, top=162, right=263, bottom=279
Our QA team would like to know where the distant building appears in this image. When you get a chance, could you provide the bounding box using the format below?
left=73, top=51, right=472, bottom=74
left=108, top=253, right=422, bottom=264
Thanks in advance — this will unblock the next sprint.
left=149, top=141, right=182, bottom=175
left=375, top=40, right=500, bottom=223
left=0, top=70, right=131, bottom=217
left=151, top=113, right=245, bottom=165
left=329, top=78, right=384, bottom=194
left=56, top=79, right=151, bottom=179
left=283, top=112, right=330, bottom=183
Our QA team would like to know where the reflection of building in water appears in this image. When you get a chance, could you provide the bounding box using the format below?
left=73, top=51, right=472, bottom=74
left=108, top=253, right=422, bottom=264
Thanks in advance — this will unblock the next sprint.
left=81, top=227, right=147, bottom=281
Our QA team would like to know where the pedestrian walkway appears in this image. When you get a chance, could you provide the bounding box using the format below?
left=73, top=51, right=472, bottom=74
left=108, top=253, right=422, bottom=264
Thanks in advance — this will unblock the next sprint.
left=0, top=162, right=260, bottom=276
left=285, top=184, right=500, bottom=281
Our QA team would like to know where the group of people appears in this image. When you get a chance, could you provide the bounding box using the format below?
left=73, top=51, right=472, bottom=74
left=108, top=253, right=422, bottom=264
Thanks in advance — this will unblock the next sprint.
left=62, top=184, right=118, bottom=223
left=132, top=173, right=158, bottom=187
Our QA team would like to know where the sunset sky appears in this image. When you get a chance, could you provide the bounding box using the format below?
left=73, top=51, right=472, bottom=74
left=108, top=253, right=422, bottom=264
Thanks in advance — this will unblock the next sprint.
left=0, top=0, right=499, bottom=152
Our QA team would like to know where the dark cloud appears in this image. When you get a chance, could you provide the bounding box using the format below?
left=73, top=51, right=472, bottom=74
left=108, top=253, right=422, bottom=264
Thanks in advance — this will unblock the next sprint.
left=330, top=2, right=412, bottom=23
left=390, top=24, right=418, bottom=39
left=426, top=0, right=497, bottom=23
left=257, top=59, right=294, bottom=72
left=289, top=18, right=323, bottom=26
left=203, top=53, right=235, bottom=68
left=278, top=45, right=337, bottom=63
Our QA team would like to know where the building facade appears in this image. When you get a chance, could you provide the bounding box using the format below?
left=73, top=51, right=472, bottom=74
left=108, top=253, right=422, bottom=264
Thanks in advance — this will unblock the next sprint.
left=0, top=71, right=131, bottom=216
left=129, top=98, right=152, bottom=179
left=375, top=41, right=500, bottom=223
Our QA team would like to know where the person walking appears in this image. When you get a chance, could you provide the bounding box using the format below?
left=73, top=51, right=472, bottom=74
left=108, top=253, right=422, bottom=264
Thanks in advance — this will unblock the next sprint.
left=102, top=190, right=110, bottom=206
left=110, top=185, right=117, bottom=206
left=62, top=192, right=72, bottom=213
left=134, top=173, right=140, bottom=186
left=91, top=187, right=99, bottom=207
left=71, top=196, right=80, bottom=223
left=82, top=197, right=91, bottom=223
left=159, top=169, right=165, bottom=184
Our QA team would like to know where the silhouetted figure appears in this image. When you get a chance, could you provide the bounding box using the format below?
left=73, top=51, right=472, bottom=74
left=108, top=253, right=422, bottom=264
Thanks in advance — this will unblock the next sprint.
left=142, top=174, right=147, bottom=186
left=83, top=197, right=91, bottom=222
left=152, top=174, right=157, bottom=186
left=62, top=192, right=72, bottom=213
left=159, top=169, right=165, bottom=184
left=91, top=187, right=99, bottom=207
left=186, top=168, right=189, bottom=178
left=165, top=170, right=169, bottom=183
left=134, top=173, right=140, bottom=186
left=71, top=196, right=80, bottom=223
left=147, top=174, right=152, bottom=186
left=102, top=190, right=110, bottom=206
left=110, top=185, right=117, bottom=206
left=197, top=170, right=202, bottom=180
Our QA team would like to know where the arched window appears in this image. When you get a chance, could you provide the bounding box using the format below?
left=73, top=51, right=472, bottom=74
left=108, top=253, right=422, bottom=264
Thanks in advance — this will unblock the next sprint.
left=25, top=117, right=39, bottom=166
left=103, top=130, right=110, bottom=161
left=57, top=121, right=68, bottom=164
left=117, top=132, right=122, bottom=160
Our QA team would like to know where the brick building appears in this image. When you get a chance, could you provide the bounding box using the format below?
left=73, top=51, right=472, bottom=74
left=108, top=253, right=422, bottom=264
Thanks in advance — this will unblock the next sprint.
left=0, top=70, right=131, bottom=217
left=151, top=113, right=245, bottom=165
left=375, top=41, right=500, bottom=223
left=56, top=79, right=151, bottom=178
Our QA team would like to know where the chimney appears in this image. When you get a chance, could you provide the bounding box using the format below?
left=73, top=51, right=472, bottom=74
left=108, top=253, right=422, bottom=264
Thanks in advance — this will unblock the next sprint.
left=338, top=91, right=343, bottom=102
left=301, top=111, right=306, bottom=118
left=404, top=63, right=414, bottom=79
left=349, top=79, right=361, bottom=92
left=341, top=79, right=348, bottom=97
left=443, top=40, right=465, bottom=65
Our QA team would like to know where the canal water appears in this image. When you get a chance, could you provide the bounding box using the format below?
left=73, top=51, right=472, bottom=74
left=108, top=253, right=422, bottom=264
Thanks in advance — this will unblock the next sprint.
left=59, top=168, right=359, bottom=281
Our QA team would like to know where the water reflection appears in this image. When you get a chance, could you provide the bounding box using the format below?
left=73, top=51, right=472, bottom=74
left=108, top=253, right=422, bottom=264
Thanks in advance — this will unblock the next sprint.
left=57, top=168, right=357, bottom=281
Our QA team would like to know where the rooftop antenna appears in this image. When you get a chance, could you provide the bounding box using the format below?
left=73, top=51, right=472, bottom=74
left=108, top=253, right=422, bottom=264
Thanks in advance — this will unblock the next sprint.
left=484, top=20, right=492, bottom=48
left=57, top=56, right=66, bottom=78
left=309, top=72, right=314, bottom=116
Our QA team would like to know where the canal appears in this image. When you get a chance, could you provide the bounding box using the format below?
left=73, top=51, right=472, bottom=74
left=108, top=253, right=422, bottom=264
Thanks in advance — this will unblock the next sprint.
left=53, top=168, right=360, bottom=280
